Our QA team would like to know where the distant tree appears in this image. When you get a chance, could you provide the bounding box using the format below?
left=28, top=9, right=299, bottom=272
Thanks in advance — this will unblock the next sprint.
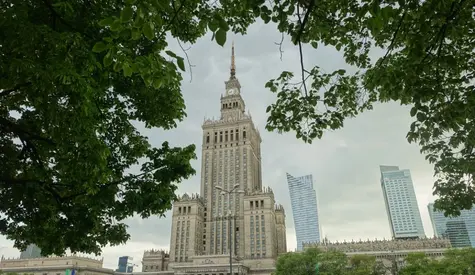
left=274, top=248, right=348, bottom=275
left=263, top=0, right=475, bottom=216
left=348, top=254, right=386, bottom=275
left=400, top=249, right=475, bottom=275
left=398, top=253, right=440, bottom=275
left=0, top=0, right=258, bottom=256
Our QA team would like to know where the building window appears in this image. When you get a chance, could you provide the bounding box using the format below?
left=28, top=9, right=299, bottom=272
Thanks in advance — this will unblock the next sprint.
left=243, top=130, right=247, bottom=139
left=206, top=135, right=210, bottom=143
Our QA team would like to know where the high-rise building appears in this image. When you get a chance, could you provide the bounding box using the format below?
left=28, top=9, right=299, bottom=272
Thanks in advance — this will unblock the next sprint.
left=286, top=173, right=320, bottom=251
left=116, top=256, right=133, bottom=273
left=19, top=244, right=41, bottom=259
left=166, top=44, right=287, bottom=273
left=428, top=202, right=475, bottom=247
left=380, top=165, right=425, bottom=239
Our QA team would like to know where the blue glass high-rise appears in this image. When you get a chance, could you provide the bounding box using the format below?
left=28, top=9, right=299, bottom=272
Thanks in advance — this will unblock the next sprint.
left=428, top=202, right=475, bottom=247
left=116, top=256, right=133, bottom=273
left=380, top=166, right=425, bottom=239
left=286, top=173, right=320, bottom=251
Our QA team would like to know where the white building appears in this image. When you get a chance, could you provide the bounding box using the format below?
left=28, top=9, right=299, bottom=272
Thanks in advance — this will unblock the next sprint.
left=380, top=165, right=425, bottom=239
left=286, top=173, right=320, bottom=251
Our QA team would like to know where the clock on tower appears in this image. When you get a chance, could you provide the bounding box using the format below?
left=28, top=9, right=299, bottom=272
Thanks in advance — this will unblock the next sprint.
left=226, top=87, right=238, bottom=96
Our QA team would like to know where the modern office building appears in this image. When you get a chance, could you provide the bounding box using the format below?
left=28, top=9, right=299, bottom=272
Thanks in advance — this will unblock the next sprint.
left=19, top=244, right=42, bottom=259
left=286, top=173, right=320, bottom=251
left=116, top=256, right=133, bottom=273
left=428, top=202, right=475, bottom=247
left=380, top=165, right=425, bottom=239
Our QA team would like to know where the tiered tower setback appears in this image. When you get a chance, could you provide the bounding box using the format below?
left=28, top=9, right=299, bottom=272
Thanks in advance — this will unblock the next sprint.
left=167, top=44, right=287, bottom=272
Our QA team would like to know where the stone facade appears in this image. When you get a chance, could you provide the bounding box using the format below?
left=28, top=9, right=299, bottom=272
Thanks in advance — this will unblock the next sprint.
left=303, top=237, right=452, bottom=274
left=142, top=250, right=170, bottom=272
left=0, top=255, right=113, bottom=275
left=303, top=236, right=451, bottom=252
left=164, top=44, right=287, bottom=275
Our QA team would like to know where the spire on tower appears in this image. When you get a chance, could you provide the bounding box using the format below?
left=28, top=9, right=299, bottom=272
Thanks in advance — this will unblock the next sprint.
left=230, top=41, right=236, bottom=79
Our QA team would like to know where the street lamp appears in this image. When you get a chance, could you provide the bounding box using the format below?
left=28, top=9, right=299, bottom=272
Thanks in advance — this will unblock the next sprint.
left=215, top=184, right=244, bottom=275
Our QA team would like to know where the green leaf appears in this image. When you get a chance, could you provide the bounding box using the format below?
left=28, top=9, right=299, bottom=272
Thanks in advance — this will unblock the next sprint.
left=98, top=17, right=115, bottom=27
left=110, top=20, right=122, bottom=31
left=121, top=6, right=134, bottom=22
left=103, top=50, right=113, bottom=67
left=113, top=61, right=122, bottom=72
left=217, top=17, right=229, bottom=31
left=92, top=42, right=108, bottom=53
left=153, top=78, right=162, bottom=89
left=165, top=50, right=177, bottom=58
left=123, top=64, right=133, bottom=77
left=142, top=22, right=155, bottom=40
left=410, top=107, right=417, bottom=117
left=215, top=29, right=227, bottom=47
left=208, top=20, right=219, bottom=32
left=416, top=112, right=426, bottom=122
left=131, top=30, right=141, bottom=40
left=177, top=57, right=185, bottom=71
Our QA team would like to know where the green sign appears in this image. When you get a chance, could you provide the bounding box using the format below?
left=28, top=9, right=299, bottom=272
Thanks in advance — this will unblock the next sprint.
left=315, top=263, right=320, bottom=275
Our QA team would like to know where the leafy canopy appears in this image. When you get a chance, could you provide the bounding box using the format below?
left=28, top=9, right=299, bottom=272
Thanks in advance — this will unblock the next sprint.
left=400, top=248, right=475, bottom=275
left=0, top=0, right=260, bottom=255
left=274, top=247, right=385, bottom=275
left=263, top=0, right=475, bottom=216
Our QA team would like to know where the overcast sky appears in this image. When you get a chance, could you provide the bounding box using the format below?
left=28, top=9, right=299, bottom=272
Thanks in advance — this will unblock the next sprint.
left=0, top=21, right=438, bottom=269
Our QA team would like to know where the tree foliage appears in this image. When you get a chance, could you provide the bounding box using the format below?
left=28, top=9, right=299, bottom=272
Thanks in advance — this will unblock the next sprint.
left=2, top=0, right=472, bottom=258
left=274, top=248, right=385, bottom=275
left=400, top=248, right=475, bottom=275
left=263, top=0, right=475, bottom=216
left=0, top=0, right=260, bottom=256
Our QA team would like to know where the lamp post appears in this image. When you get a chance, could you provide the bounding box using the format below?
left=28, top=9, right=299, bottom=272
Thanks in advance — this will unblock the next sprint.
left=215, top=184, right=244, bottom=275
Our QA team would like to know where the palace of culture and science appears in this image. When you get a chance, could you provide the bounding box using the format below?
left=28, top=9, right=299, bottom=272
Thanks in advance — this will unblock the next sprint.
left=141, top=44, right=288, bottom=275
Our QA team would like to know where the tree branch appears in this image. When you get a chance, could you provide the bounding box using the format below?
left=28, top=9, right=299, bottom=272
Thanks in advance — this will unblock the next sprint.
left=274, top=32, right=285, bottom=61
left=42, top=0, right=93, bottom=39
left=379, top=11, right=406, bottom=66
left=176, top=39, right=195, bottom=83
left=294, top=0, right=316, bottom=97
left=0, top=83, right=32, bottom=98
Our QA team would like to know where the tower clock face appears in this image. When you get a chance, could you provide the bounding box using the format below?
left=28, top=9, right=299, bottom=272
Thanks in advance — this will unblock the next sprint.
left=227, top=88, right=237, bottom=95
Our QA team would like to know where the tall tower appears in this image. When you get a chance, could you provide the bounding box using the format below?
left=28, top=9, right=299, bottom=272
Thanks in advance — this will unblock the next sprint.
left=286, top=173, right=320, bottom=250
left=380, top=165, right=425, bottom=239
left=201, top=42, right=263, bottom=257
left=168, top=44, right=286, bottom=267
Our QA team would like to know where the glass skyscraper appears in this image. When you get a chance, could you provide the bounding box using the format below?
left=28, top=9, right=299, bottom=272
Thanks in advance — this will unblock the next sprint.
left=116, top=256, right=133, bottom=273
left=428, top=202, right=475, bottom=247
left=286, top=173, right=320, bottom=251
left=380, top=165, right=425, bottom=239
left=19, top=244, right=42, bottom=259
